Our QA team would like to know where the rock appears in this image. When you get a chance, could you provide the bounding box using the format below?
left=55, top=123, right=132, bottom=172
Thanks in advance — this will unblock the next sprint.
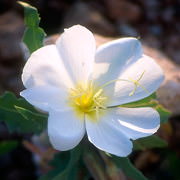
left=62, top=2, right=116, bottom=36
left=164, top=34, right=180, bottom=64
left=45, top=34, right=180, bottom=115
left=143, top=45, right=180, bottom=115
left=117, top=23, right=138, bottom=37
left=142, top=35, right=162, bottom=49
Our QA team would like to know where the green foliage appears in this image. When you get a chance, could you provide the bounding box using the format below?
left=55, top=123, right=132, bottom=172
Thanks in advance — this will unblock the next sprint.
left=112, top=156, right=148, bottom=180
left=133, top=135, right=168, bottom=151
left=18, top=1, right=46, bottom=53
left=156, top=105, right=171, bottom=123
left=121, top=93, right=171, bottom=123
left=0, top=92, right=47, bottom=134
left=0, top=140, right=18, bottom=155
left=53, top=146, right=82, bottom=180
left=39, top=152, right=70, bottom=180
left=40, top=146, right=82, bottom=180
left=121, top=93, right=157, bottom=108
left=167, top=151, right=180, bottom=180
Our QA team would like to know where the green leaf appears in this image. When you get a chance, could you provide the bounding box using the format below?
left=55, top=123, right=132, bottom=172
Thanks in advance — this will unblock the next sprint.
left=121, top=93, right=157, bottom=108
left=15, top=106, right=47, bottom=134
left=167, top=151, right=180, bottom=179
left=133, top=135, right=168, bottom=151
left=39, top=152, right=71, bottom=180
left=18, top=1, right=40, bottom=27
left=53, top=146, right=82, bottom=180
left=18, top=1, right=46, bottom=53
left=121, top=93, right=171, bottom=123
left=0, top=92, right=36, bottom=112
left=23, top=27, right=46, bottom=54
left=40, top=146, right=82, bottom=180
left=0, top=92, right=47, bottom=134
left=0, top=140, right=18, bottom=155
left=156, top=105, right=171, bottom=123
left=111, top=156, right=148, bottom=180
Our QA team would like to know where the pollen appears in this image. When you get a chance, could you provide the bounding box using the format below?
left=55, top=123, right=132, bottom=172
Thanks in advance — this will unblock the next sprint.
left=68, top=81, right=108, bottom=121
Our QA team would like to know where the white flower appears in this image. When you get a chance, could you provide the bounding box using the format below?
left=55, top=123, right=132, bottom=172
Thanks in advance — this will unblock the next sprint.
left=20, top=25, right=164, bottom=157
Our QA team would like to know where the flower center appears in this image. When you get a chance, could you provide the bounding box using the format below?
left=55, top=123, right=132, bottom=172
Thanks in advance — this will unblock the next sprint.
left=68, top=71, right=147, bottom=121
left=68, top=81, right=107, bottom=120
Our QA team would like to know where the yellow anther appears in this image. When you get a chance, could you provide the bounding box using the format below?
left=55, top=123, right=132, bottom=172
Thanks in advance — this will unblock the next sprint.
left=128, top=70, right=149, bottom=96
left=68, top=82, right=108, bottom=121
left=94, top=89, right=103, bottom=98
left=68, top=71, right=149, bottom=121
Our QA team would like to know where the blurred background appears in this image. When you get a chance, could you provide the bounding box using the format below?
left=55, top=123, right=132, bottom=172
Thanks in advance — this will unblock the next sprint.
left=0, top=0, right=180, bottom=180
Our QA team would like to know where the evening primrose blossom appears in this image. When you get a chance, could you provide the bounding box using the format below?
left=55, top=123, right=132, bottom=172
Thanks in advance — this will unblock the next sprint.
left=20, top=25, right=164, bottom=157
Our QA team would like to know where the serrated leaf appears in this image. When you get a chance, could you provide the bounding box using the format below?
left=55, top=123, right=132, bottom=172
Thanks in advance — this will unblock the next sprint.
left=0, top=140, right=18, bottom=155
left=111, top=156, right=148, bottom=180
left=18, top=1, right=40, bottom=27
left=133, top=135, right=168, bottom=151
left=0, top=92, right=47, bottom=134
left=23, top=27, right=46, bottom=53
left=18, top=1, right=46, bottom=53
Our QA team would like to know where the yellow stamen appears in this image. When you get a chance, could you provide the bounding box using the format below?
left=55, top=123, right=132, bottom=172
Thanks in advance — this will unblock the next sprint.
left=100, top=70, right=149, bottom=96
left=68, top=71, right=149, bottom=121
left=128, top=70, right=149, bottom=96
left=68, top=82, right=108, bottom=122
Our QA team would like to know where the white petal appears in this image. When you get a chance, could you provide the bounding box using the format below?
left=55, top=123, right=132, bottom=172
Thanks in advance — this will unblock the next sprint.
left=109, top=107, right=160, bottom=140
left=22, top=45, right=73, bottom=89
left=93, top=38, right=142, bottom=84
left=20, top=86, right=68, bottom=112
left=56, top=25, right=96, bottom=83
left=108, top=55, right=164, bottom=105
left=48, top=109, right=85, bottom=151
left=85, top=113, right=133, bottom=157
